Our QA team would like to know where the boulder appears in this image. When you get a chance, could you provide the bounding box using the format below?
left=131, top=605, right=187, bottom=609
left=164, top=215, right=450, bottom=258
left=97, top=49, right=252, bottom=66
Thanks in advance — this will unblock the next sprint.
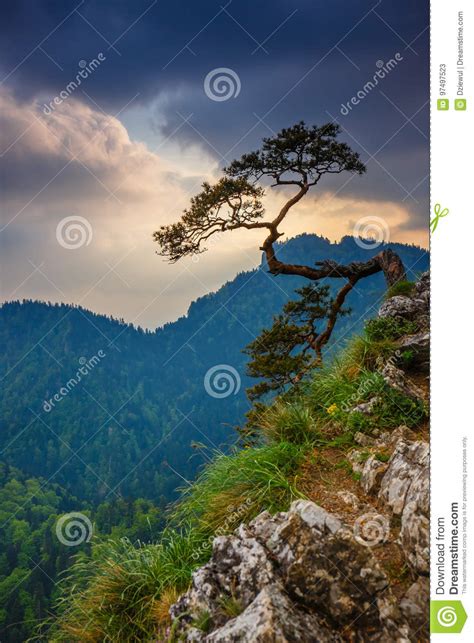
left=170, top=500, right=426, bottom=641
left=205, top=585, right=341, bottom=642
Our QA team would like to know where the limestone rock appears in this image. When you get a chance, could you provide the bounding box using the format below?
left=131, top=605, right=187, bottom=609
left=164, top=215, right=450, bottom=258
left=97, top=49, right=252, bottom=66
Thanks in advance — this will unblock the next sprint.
left=378, top=272, right=429, bottom=332
left=336, top=490, right=361, bottom=510
left=378, top=295, right=418, bottom=321
left=399, top=577, right=430, bottom=636
left=351, top=395, right=380, bottom=415
left=379, top=440, right=429, bottom=574
left=360, top=455, right=389, bottom=495
left=381, top=362, right=425, bottom=401
left=205, top=585, right=341, bottom=642
left=354, top=431, right=376, bottom=446
left=397, top=332, right=430, bottom=370
left=169, top=500, right=427, bottom=641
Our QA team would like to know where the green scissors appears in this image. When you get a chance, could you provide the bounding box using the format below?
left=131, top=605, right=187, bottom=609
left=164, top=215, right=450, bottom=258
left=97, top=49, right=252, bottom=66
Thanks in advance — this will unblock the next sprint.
left=430, top=203, right=449, bottom=233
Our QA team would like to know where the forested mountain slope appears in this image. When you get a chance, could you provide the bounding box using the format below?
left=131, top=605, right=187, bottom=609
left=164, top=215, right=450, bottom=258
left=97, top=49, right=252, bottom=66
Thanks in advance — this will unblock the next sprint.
left=0, top=234, right=428, bottom=641
left=0, top=234, right=428, bottom=506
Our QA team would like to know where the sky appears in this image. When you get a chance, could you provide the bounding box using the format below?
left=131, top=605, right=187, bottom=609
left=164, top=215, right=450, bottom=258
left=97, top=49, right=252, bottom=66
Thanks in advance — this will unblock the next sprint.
left=0, top=0, right=429, bottom=329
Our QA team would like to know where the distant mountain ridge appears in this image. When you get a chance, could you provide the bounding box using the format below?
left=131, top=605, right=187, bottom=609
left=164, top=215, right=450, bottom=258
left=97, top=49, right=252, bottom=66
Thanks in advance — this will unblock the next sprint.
left=0, top=234, right=429, bottom=506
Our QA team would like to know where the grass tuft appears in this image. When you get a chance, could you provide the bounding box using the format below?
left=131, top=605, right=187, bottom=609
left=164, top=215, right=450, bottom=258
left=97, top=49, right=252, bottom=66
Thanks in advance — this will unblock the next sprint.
left=385, top=280, right=415, bottom=299
left=171, top=442, right=308, bottom=535
left=47, top=303, right=428, bottom=642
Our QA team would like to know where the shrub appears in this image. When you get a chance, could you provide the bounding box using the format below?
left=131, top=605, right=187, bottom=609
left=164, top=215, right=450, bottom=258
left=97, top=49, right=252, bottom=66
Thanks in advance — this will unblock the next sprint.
left=385, top=280, right=415, bottom=299
left=365, top=317, right=418, bottom=341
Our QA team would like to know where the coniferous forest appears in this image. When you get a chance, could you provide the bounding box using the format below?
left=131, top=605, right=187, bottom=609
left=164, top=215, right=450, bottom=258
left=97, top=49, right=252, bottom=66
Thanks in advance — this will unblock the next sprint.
left=0, top=234, right=428, bottom=641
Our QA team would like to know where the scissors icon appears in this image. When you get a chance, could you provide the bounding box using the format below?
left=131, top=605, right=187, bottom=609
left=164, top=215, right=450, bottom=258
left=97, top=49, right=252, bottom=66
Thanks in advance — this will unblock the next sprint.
left=430, top=203, right=449, bottom=233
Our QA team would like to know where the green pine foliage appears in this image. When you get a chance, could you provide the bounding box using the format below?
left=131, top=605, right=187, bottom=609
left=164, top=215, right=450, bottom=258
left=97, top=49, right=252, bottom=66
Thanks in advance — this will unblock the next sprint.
left=244, top=284, right=350, bottom=399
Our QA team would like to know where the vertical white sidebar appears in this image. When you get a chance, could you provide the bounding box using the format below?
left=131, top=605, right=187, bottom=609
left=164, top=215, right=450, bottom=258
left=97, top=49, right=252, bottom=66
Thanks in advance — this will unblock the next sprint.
left=431, top=0, right=473, bottom=638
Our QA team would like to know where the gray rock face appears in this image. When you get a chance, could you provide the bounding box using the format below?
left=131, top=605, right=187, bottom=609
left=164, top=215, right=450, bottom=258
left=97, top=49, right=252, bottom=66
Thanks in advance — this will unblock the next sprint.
left=351, top=433, right=429, bottom=576
left=397, top=331, right=430, bottom=373
left=379, top=440, right=429, bottom=574
left=170, top=500, right=426, bottom=641
left=378, top=272, right=429, bottom=332
left=360, top=455, right=389, bottom=495
left=378, top=295, right=419, bottom=321
left=399, top=577, right=430, bottom=635
left=379, top=441, right=428, bottom=515
left=381, top=362, right=425, bottom=401
left=205, top=585, right=341, bottom=643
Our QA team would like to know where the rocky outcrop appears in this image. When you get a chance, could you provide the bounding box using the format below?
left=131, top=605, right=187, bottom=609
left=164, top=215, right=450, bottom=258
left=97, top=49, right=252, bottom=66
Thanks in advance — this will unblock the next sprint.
left=169, top=273, right=430, bottom=642
left=378, top=272, right=429, bottom=332
left=380, top=271, right=430, bottom=375
left=378, top=295, right=420, bottom=322
left=170, top=498, right=427, bottom=641
left=349, top=426, right=429, bottom=577
left=379, top=439, right=429, bottom=574
left=380, top=361, right=425, bottom=400
left=204, top=585, right=341, bottom=643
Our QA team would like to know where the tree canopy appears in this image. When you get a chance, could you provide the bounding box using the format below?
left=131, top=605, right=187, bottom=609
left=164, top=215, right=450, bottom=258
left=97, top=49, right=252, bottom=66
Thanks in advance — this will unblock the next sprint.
left=154, top=121, right=406, bottom=384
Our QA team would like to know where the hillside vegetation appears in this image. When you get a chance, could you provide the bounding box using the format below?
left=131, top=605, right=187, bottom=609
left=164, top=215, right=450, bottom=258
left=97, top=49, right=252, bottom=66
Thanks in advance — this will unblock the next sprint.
left=0, top=235, right=428, bottom=505
left=47, top=274, right=429, bottom=641
left=0, top=235, right=428, bottom=641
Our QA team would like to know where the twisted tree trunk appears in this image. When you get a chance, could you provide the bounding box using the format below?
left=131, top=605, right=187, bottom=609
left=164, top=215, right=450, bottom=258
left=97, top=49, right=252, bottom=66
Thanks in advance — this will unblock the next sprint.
left=260, top=231, right=407, bottom=363
left=261, top=233, right=406, bottom=288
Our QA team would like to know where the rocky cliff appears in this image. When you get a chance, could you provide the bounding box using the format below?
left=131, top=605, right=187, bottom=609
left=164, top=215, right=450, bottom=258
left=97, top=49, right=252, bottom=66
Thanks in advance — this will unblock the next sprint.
left=169, top=274, right=430, bottom=642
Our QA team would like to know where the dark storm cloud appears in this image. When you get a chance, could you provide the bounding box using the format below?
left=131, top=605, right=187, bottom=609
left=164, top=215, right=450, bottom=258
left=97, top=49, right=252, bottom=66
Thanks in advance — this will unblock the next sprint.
left=1, top=0, right=429, bottom=229
left=0, top=0, right=428, bottom=112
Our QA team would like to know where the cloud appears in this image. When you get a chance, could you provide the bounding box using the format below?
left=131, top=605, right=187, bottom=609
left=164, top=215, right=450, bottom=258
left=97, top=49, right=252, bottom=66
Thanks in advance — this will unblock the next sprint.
left=0, top=89, right=222, bottom=326
left=0, top=89, right=427, bottom=329
left=0, top=0, right=429, bottom=241
left=0, top=0, right=428, bottom=112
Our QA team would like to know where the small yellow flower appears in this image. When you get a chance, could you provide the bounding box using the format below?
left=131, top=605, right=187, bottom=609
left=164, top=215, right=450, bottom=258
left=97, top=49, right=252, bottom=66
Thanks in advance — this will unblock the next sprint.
left=326, top=403, right=338, bottom=415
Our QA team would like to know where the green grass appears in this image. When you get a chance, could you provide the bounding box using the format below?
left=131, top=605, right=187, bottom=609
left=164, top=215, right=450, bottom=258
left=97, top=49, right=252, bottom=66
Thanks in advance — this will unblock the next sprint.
left=193, top=610, right=213, bottom=633
left=385, top=280, right=415, bottom=299
left=171, top=441, right=308, bottom=535
left=48, top=530, right=207, bottom=642
left=342, top=334, right=398, bottom=371
left=47, top=442, right=308, bottom=641
left=218, top=594, right=244, bottom=619
left=250, top=399, right=318, bottom=444
left=47, top=306, right=428, bottom=642
left=365, top=317, right=419, bottom=342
